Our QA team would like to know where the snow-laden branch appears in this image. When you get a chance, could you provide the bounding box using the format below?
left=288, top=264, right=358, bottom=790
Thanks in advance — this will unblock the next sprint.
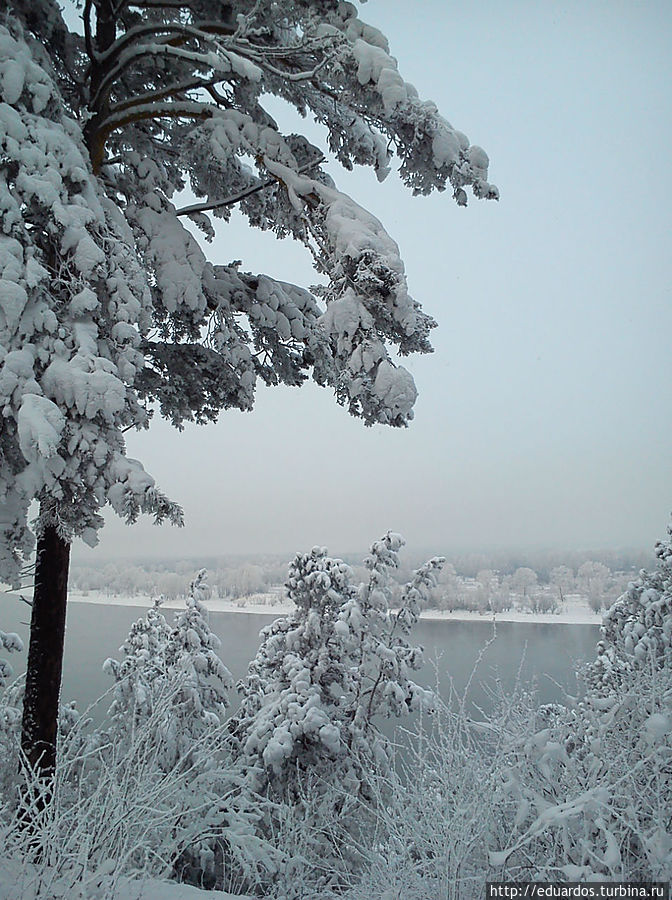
left=95, top=19, right=236, bottom=66
left=92, top=34, right=258, bottom=111
left=175, top=153, right=325, bottom=218
left=109, top=74, right=227, bottom=114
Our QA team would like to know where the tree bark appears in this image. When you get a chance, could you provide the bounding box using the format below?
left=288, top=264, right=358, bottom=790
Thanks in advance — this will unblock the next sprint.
left=20, top=523, right=70, bottom=779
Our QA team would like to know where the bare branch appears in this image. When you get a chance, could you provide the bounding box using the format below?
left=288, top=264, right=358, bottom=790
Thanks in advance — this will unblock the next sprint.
left=248, top=52, right=332, bottom=83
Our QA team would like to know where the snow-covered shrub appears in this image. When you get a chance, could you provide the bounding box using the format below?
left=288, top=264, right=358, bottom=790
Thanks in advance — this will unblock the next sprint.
left=0, top=680, right=24, bottom=809
left=488, top=661, right=672, bottom=884
left=0, top=679, right=92, bottom=818
left=103, top=596, right=173, bottom=742
left=231, top=533, right=443, bottom=896
left=0, top=629, right=24, bottom=801
left=335, top=656, right=672, bottom=900
left=0, top=673, right=271, bottom=898
left=589, top=522, right=672, bottom=694
left=336, top=693, right=509, bottom=900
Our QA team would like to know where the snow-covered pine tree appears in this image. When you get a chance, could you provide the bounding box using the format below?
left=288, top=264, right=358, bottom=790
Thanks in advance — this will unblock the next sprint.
left=163, top=569, right=233, bottom=769
left=103, top=595, right=172, bottom=739
left=231, top=534, right=442, bottom=895
left=1, top=1, right=496, bottom=778
left=588, top=520, right=672, bottom=694
left=234, top=533, right=443, bottom=798
left=105, top=574, right=232, bottom=769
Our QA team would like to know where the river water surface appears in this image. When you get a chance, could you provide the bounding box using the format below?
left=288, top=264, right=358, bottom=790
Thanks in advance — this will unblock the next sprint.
left=1, top=598, right=600, bottom=720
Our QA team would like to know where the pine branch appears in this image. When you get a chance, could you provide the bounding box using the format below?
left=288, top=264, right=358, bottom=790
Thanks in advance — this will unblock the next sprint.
left=90, top=99, right=216, bottom=171
left=92, top=36, right=225, bottom=110
left=175, top=154, right=325, bottom=217
left=96, top=20, right=235, bottom=67
left=110, top=74, right=226, bottom=114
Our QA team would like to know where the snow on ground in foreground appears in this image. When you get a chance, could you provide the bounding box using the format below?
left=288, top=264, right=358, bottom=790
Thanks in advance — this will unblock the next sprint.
left=63, top=589, right=603, bottom=626
left=0, top=863, right=253, bottom=900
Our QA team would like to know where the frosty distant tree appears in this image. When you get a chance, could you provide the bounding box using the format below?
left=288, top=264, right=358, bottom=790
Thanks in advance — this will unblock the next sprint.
left=550, top=565, right=574, bottom=604
left=577, top=560, right=610, bottom=612
left=0, top=1, right=497, bottom=778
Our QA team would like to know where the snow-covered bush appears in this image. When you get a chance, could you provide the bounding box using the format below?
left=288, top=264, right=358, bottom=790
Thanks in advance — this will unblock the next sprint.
left=0, top=629, right=24, bottom=796
left=0, top=677, right=88, bottom=816
left=335, top=658, right=672, bottom=900
left=0, top=677, right=270, bottom=899
left=103, top=596, right=173, bottom=742
left=589, top=522, right=672, bottom=694
left=0, top=679, right=24, bottom=808
left=231, top=533, right=443, bottom=896
left=486, top=659, right=672, bottom=884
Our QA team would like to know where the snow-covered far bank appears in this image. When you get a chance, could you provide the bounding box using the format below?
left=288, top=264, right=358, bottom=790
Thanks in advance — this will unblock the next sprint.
left=56, top=590, right=604, bottom=626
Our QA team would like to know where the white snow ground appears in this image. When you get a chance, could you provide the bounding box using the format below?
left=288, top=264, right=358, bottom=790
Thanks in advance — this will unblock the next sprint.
left=0, top=863, right=252, bottom=900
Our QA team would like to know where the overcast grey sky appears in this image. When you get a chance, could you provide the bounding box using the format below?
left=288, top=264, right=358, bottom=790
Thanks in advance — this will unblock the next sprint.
left=76, top=0, right=672, bottom=562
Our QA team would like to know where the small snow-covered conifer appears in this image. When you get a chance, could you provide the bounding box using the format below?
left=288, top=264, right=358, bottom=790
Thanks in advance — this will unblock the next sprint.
left=105, top=575, right=232, bottom=771
left=163, top=570, right=233, bottom=768
left=103, top=595, right=172, bottom=735
left=231, top=534, right=442, bottom=896
left=234, top=533, right=443, bottom=799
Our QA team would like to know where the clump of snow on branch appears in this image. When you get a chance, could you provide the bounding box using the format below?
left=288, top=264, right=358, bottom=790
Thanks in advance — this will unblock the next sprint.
left=0, top=629, right=23, bottom=688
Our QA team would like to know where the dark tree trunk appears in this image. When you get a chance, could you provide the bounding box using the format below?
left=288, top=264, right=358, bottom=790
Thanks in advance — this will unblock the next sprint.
left=20, top=523, right=70, bottom=779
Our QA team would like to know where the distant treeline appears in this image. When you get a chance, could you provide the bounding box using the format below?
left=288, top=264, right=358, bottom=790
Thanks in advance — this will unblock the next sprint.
left=68, top=546, right=654, bottom=613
